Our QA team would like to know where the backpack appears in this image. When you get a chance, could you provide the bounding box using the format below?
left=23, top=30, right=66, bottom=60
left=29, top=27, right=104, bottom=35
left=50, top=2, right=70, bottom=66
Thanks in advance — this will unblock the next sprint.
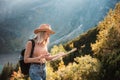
left=19, top=39, right=35, bottom=75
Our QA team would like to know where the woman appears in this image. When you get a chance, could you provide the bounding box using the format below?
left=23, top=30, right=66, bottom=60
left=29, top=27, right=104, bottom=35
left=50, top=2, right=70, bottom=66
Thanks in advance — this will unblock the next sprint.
left=24, top=24, right=65, bottom=80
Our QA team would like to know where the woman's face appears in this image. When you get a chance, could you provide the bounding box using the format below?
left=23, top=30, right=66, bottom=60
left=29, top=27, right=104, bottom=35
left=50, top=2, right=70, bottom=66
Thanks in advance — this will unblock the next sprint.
left=44, top=32, right=50, bottom=39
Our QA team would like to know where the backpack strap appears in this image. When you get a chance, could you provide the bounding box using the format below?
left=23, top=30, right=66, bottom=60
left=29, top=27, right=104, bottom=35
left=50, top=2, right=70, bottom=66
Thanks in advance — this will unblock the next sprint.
left=29, top=39, right=35, bottom=57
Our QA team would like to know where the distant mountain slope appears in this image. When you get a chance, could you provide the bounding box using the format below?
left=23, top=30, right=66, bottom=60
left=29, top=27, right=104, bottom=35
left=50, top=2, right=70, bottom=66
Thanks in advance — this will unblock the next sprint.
left=62, top=2, right=120, bottom=66
left=0, top=0, right=119, bottom=53
left=62, top=27, right=99, bottom=64
left=65, top=27, right=99, bottom=53
left=0, top=27, right=17, bottom=53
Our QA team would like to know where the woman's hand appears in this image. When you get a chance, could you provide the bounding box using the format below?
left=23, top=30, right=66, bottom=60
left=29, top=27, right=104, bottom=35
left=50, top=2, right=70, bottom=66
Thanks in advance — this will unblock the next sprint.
left=37, top=55, right=47, bottom=64
left=39, top=58, right=46, bottom=64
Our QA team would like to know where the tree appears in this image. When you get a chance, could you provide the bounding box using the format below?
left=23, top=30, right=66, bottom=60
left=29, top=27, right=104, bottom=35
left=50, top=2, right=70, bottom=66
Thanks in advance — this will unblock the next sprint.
left=91, top=2, right=120, bottom=80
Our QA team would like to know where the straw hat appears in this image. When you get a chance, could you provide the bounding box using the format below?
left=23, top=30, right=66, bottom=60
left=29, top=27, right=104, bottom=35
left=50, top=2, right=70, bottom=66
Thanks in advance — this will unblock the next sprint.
left=34, top=24, right=55, bottom=34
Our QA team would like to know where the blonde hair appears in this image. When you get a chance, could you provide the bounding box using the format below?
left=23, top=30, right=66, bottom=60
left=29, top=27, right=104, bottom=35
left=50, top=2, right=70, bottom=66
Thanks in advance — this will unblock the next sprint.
left=34, top=31, right=49, bottom=45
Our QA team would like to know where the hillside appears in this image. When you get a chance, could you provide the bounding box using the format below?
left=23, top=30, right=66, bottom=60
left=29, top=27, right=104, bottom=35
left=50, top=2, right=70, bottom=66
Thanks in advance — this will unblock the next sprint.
left=0, top=2, right=120, bottom=80
left=0, top=0, right=119, bottom=54
left=62, top=27, right=99, bottom=64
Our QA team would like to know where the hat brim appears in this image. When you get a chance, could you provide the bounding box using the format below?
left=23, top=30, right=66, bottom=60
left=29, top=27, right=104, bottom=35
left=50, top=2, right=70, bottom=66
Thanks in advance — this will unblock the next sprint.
left=34, top=29, right=55, bottom=34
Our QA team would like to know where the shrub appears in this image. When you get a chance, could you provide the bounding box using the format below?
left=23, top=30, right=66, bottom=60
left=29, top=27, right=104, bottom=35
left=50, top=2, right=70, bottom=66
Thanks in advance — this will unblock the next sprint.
left=47, top=55, right=101, bottom=80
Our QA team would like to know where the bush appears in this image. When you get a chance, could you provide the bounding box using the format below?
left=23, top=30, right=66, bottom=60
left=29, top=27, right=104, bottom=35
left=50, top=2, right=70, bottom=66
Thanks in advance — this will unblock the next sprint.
left=47, top=55, right=101, bottom=80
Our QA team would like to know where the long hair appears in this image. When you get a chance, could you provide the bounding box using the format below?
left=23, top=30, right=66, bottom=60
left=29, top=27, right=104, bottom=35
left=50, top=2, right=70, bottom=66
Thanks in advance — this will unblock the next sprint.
left=34, top=31, right=49, bottom=46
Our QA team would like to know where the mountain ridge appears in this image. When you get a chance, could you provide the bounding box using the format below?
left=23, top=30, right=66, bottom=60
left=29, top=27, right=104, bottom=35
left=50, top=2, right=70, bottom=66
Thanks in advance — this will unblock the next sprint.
left=0, top=0, right=119, bottom=53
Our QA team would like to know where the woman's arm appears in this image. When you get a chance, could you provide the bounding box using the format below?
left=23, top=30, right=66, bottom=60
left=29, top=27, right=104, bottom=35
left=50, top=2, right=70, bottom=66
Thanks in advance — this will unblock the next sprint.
left=45, top=52, right=66, bottom=61
left=24, top=41, right=41, bottom=63
left=45, top=48, right=77, bottom=61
